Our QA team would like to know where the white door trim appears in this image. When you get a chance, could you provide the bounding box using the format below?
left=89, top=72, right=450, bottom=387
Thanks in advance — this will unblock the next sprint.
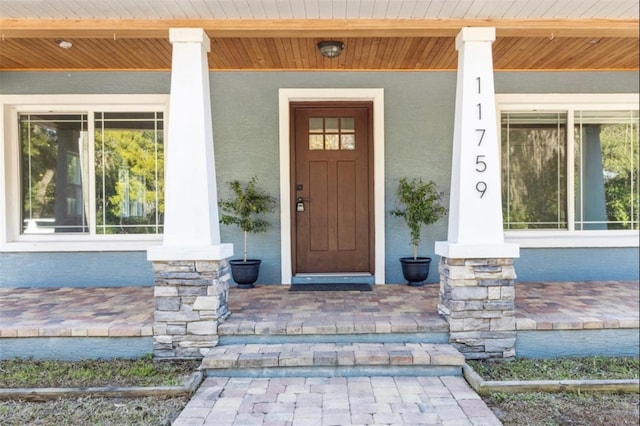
left=278, top=88, right=385, bottom=285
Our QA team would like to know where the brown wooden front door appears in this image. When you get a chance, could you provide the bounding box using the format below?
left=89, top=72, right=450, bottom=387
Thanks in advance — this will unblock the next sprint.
left=291, top=102, right=374, bottom=274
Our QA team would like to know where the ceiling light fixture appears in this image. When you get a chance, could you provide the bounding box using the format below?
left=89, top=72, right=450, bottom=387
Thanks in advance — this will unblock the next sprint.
left=55, top=39, right=73, bottom=49
left=317, top=41, right=344, bottom=58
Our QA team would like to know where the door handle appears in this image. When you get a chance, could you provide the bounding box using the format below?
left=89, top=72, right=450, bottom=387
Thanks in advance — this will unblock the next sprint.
left=296, top=197, right=305, bottom=212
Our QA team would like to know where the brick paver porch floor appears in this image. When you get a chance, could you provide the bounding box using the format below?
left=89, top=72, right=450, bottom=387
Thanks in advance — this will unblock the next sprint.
left=0, top=281, right=637, bottom=338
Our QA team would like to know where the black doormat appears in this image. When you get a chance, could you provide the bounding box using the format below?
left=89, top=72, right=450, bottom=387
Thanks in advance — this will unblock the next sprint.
left=289, top=283, right=373, bottom=292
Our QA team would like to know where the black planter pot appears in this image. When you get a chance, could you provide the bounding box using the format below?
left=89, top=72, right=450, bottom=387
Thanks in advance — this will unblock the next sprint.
left=229, top=259, right=262, bottom=289
left=399, top=257, right=432, bottom=287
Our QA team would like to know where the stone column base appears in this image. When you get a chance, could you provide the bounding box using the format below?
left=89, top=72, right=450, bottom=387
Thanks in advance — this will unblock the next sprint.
left=152, top=259, right=231, bottom=359
left=438, top=257, right=516, bottom=359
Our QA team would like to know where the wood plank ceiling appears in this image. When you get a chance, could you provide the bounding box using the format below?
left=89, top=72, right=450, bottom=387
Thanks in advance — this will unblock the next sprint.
left=0, top=0, right=638, bottom=71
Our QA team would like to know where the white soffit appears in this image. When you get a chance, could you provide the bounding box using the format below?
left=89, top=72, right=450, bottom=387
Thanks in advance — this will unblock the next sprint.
left=0, top=0, right=638, bottom=20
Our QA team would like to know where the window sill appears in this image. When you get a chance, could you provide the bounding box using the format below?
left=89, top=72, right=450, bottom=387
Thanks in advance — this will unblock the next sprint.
left=504, top=230, right=639, bottom=248
left=0, top=237, right=163, bottom=253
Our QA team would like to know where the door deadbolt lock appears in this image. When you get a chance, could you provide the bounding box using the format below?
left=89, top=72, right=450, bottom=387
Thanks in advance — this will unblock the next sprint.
left=296, top=197, right=305, bottom=212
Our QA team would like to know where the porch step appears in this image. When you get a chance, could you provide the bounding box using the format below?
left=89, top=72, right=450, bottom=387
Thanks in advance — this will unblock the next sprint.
left=217, top=315, right=450, bottom=345
left=200, top=342, right=465, bottom=378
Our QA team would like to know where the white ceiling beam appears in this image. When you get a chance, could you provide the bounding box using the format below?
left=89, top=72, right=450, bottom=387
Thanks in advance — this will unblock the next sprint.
left=1, top=18, right=637, bottom=39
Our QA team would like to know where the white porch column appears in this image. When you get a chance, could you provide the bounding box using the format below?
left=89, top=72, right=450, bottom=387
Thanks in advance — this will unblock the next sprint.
left=147, top=28, right=232, bottom=359
left=435, top=27, right=518, bottom=259
left=148, top=28, right=232, bottom=261
left=435, top=28, right=519, bottom=359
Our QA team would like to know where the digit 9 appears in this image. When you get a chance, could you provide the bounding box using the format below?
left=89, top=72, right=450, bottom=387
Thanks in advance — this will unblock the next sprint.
left=476, top=181, right=487, bottom=198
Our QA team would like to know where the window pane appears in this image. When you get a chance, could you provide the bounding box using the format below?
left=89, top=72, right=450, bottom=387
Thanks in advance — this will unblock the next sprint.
left=325, top=117, right=339, bottom=133
left=309, top=117, right=323, bottom=133
left=340, top=117, right=355, bottom=150
left=501, top=112, right=568, bottom=229
left=575, top=110, right=639, bottom=230
left=341, top=117, right=355, bottom=132
left=341, top=134, right=355, bottom=150
left=95, top=112, right=164, bottom=234
left=325, top=134, right=339, bottom=150
left=20, top=114, right=89, bottom=234
left=309, top=134, right=324, bottom=150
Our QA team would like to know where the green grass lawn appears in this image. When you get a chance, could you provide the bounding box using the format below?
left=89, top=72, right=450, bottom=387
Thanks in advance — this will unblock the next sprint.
left=0, top=355, right=200, bottom=425
left=468, top=356, right=640, bottom=381
left=469, top=356, right=640, bottom=426
left=0, top=355, right=200, bottom=388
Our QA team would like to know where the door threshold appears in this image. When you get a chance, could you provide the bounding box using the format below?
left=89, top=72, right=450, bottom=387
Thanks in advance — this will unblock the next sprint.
left=295, top=273, right=373, bottom=277
left=291, top=274, right=374, bottom=285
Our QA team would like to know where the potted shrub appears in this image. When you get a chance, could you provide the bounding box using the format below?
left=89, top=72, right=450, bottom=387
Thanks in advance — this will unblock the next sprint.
left=219, top=176, right=277, bottom=289
left=391, top=177, right=447, bottom=286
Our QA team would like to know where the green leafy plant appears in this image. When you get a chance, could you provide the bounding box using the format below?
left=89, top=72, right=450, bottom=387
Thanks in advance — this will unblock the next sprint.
left=219, top=176, right=277, bottom=262
left=391, top=177, right=447, bottom=260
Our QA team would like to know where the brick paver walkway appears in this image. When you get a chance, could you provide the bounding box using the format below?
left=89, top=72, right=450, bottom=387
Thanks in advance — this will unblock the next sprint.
left=174, top=375, right=501, bottom=426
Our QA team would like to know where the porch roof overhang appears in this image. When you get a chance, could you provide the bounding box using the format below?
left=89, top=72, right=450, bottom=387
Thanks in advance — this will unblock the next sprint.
left=0, top=1, right=638, bottom=71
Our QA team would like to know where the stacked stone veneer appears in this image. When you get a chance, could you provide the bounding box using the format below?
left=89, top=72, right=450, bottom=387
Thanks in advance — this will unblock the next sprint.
left=152, top=260, right=231, bottom=359
left=438, top=257, right=516, bottom=359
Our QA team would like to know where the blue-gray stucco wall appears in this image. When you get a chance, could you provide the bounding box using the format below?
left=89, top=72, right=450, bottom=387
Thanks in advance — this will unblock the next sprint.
left=515, top=248, right=639, bottom=282
left=0, top=252, right=154, bottom=287
left=1, top=71, right=638, bottom=287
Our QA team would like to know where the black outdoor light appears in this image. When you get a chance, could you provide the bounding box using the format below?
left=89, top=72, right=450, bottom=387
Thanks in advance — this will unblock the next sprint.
left=317, top=41, right=344, bottom=58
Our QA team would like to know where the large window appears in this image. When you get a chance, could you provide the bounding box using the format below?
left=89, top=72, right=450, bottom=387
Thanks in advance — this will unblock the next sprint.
left=574, top=111, right=638, bottom=231
left=20, top=112, right=164, bottom=235
left=2, top=95, right=168, bottom=251
left=94, top=112, right=164, bottom=234
left=21, top=113, right=90, bottom=234
left=502, top=112, right=568, bottom=229
left=499, top=95, right=639, bottom=242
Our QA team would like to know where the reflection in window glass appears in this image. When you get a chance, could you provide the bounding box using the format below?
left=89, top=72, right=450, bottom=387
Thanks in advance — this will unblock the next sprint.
left=501, top=112, right=568, bottom=229
left=309, top=117, right=323, bottom=133
left=20, top=114, right=89, bottom=234
left=309, top=134, right=324, bottom=150
left=341, top=134, right=355, bottom=150
left=95, top=112, right=164, bottom=234
left=341, top=117, right=355, bottom=132
left=325, top=117, right=339, bottom=133
left=575, top=110, right=639, bottom=230
left=307, top=116, right=356, bottom=151
left=325, top=134, right=339, bottom=150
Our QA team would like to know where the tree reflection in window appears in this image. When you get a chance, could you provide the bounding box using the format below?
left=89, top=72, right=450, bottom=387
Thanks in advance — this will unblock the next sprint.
left=575, top=111, right=639, bottom=230
left=95, top=112, right=164, bottom=234
left=20, top=114, right=89, bottom=234
left=19, top=111, right=164, bottom=235
left=501, top=113, right=567, bottom=229
left=501, top=109, right=639, bottom=231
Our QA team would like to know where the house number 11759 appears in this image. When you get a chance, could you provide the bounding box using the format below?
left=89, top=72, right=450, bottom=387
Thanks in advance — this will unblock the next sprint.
left=475, top=76, right=487, bottom=198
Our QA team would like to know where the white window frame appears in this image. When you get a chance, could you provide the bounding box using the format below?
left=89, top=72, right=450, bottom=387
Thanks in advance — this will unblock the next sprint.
left=497, top=93, right=639, bottom=248
left=0, top=94, right=169, bottom=252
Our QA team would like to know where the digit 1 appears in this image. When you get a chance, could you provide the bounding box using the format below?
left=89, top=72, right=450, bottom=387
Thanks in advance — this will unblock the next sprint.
left=477, top=103, right=482, bottom=120
left=476, top=76, right=481, bottom=94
